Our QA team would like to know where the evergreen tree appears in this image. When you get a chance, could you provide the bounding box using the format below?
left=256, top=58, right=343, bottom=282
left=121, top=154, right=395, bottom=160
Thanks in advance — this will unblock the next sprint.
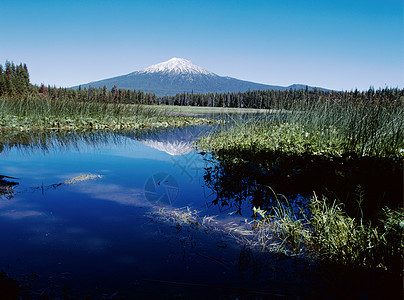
left=0, top=65, right=4, bottom=96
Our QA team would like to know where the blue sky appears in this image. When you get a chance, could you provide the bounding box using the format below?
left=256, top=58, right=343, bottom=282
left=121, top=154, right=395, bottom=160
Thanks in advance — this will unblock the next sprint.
left=2, top=0, right=403, bottom=91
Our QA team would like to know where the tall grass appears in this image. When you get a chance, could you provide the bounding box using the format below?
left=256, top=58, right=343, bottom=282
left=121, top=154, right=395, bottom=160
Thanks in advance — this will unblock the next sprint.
left=0, top=95, right=213, bottom=130
left=196, top=93, right=404, bottom=270
left=280, top=94, right=404, bottom=157
left=198, top=94, right=404, bottom=157
left=253, top=193, right=404, bottom=272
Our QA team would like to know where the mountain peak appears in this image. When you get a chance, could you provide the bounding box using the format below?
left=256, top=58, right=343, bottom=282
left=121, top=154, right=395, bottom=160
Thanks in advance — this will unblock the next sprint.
left=139, top=57, right=214, bottom=75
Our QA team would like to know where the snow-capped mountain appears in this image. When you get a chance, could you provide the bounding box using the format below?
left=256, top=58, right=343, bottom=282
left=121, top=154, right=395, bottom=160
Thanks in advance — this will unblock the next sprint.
left=76, top=57, right=326, bottom=96
left=130, top=125, right=210, bottom=156
left=138, top=139, right=194, bottom=156
left=139, top=57, right=213, bottom=75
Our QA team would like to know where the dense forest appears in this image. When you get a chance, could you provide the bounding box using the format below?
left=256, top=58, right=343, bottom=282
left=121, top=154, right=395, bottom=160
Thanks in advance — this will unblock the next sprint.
left=159, top=88, right=404, bottom=109
left=0, top=61, right=32, bottom=95
left=1, top=61, right=403, bottom=109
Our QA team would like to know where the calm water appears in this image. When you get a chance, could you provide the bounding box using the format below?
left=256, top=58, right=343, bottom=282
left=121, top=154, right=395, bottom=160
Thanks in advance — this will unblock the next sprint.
left=0, top=126, right=399, bottom=298
left=0, top=127, right=280, bottom=298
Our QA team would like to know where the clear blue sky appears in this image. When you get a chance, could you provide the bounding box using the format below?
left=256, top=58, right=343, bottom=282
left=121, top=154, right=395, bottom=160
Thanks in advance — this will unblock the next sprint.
left=2, top=0, right=403, bottom=91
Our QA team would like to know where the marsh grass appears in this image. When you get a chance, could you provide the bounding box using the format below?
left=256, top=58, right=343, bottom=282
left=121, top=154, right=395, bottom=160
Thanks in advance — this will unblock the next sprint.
left=253, top=192, right=404, bottom=272
left=148, top=105, right=272, bottom=115
left=195, top=94, right=403, bottom=271
left=198, top=94, right=404, bottom=157
left=0, top=95, right=214, bottom=131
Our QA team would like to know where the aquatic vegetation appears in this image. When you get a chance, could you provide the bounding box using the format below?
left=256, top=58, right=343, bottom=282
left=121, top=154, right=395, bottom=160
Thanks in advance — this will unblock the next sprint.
left=0, top=95, right=215, bottom=131
left=144, top=200, right=403, bottom=274
left=196, top=94, right=403, bottom=272
left=148, top=104, right=272, bottom=115
left=253, top=193, right=404, bottom=272
left=147, top=207, right=215, bottom=231
left=146, top=207, right=255, bottom=245
left=146, top=206, right=306, bottom=258
left=197, top=93, right=404, bottom=158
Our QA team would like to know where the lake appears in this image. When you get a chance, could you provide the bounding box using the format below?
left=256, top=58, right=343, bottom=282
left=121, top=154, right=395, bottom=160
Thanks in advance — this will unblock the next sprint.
left=0, top=126, right=400, bottom=299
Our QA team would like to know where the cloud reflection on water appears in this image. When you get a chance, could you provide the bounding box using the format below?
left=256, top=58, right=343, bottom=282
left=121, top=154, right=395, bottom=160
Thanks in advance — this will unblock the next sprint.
left=0, top=209, right=45, bottom=219
left=73, top=182, right=150, bottom=207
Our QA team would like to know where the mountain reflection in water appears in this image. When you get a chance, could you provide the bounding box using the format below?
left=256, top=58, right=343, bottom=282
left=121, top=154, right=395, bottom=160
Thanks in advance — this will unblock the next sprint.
left=0, top=127, right=401, bottom=299
left=135, top=125, right=212, bottom=156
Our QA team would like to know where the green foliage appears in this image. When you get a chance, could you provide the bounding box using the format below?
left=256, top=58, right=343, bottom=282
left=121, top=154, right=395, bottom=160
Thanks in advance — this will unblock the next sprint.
left=253, top=193, right=404, bottom=272
left=0, top=61, right=218, bottom=131
left=310, top=196, right=404, bottom=271
left=161, top=87, right=404, bottom=109
left=0, top=61, right=30, bottom=96
left=198, top=93, right=404, bottom=158
left=252, top=190, right=312, bottom=255
left=0, top=95, right=214, bottom=131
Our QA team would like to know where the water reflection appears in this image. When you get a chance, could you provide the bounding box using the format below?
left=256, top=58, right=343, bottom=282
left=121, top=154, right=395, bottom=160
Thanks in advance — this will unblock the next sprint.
left=0, top=127, right=401, bottom=298
left=0, top=175, right=18, bottom=199
left=1, top=126, right=401, bottom=220
left=0, top=125, right=213, bottom=155
left=130, top=125, right=212, bottom=156
left=0, top=130, right=123, bottom=155
left=0, top=128, right=217, bottom=297
left=202, top=150, right=402, bottom=220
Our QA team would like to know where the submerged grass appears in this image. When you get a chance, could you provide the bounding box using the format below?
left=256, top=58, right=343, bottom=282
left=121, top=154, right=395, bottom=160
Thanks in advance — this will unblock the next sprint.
left=147, top=206, right=254, bottom=239
left=0, top=95, right=215, bottom=131
left=145, top=196, right=403, bottom=273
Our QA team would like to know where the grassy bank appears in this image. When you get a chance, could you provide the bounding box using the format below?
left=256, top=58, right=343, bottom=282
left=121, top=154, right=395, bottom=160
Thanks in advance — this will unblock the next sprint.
left=198, top=94, right=404, bottom=157
left=197, top=95, right=403, bottom=271
left=0, top=96, right=215, bottom=131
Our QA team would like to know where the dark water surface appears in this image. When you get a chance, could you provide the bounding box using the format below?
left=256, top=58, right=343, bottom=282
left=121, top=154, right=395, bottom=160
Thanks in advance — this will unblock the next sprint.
left=0, top=127, right=400, bottom=299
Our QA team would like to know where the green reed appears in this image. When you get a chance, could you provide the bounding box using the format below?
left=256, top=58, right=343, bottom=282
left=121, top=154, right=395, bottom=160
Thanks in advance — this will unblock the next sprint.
left=198, top=93, right=404, bottom=158
left=253, top=193, right=404, bottom=272
left=0, top=95, right=212, bottom=130
left=197, top=93, right=404, bottom=270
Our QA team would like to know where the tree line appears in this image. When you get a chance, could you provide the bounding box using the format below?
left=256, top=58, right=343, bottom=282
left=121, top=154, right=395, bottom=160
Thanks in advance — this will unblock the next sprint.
left=160, top=87, right=404, bottom=109
left=0, top=61, right=159, bottom=104
left=1, top=61, right=403, bottom=109
left=39, top=84, right=159, bottom=104
left=0, top=61, right=32, bottom=95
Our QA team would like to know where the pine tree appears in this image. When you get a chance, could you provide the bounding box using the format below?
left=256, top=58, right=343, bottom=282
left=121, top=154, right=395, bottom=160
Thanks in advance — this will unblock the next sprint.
left=22, top=64, right=30, bottom=88
left=0, top=65, right=4, bottom=96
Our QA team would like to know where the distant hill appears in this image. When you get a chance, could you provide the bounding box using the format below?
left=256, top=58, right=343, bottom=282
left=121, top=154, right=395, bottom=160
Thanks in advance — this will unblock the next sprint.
left=75, top=58, right=329, bottom=96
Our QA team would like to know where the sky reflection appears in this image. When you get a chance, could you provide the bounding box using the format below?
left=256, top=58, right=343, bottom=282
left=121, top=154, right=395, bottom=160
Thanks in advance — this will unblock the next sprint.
left=0, top=128, right=233, bottom=295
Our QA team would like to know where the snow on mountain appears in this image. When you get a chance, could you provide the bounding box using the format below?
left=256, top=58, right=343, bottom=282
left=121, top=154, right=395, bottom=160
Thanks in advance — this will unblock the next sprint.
left=139, top=139, right=194, bottom=156
left=139, top=57, right=214, bottom=75
left=75, top=57, right=330, bottom=96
